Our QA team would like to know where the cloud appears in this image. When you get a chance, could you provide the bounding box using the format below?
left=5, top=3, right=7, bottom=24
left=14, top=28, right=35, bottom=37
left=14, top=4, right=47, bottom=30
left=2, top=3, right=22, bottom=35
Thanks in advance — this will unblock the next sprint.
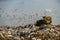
left=45, top=8, right=52, bottom=12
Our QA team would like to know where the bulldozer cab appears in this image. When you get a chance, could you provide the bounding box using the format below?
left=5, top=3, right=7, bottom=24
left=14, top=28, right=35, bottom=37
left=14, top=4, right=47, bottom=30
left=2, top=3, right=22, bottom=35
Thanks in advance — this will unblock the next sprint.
left=43, top=16, right=52, bottom=24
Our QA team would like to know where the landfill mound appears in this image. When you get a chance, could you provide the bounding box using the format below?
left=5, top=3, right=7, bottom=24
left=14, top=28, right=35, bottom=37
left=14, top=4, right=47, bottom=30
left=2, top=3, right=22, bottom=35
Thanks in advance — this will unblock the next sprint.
left=0, top=24, right=60, bottom=40
left=0, top=16, right=60, bottom=40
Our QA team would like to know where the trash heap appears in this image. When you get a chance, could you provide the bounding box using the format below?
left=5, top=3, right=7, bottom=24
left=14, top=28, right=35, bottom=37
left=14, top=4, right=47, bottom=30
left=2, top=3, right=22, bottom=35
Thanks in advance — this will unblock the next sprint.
left=0, top=24, right=60, bottom=40
left=0, top=16, right=60, bottom=40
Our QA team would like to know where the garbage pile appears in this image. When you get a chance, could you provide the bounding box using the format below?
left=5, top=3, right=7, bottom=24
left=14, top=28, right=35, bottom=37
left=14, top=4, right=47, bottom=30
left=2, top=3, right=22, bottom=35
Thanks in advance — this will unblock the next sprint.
left=0, top=24, right=60, bottom=40
left=0, top=16, right=60, bottom=40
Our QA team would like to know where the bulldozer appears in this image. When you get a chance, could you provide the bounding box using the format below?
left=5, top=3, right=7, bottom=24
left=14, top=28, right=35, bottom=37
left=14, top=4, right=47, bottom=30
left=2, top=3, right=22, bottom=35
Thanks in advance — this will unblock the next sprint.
left=35, top=16, right=52, bottom=26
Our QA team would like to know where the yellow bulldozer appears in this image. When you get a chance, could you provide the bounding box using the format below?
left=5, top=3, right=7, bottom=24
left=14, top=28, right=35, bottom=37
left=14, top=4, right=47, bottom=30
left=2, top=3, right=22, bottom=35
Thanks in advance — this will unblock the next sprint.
left=35, top=16, right=52, bottom=26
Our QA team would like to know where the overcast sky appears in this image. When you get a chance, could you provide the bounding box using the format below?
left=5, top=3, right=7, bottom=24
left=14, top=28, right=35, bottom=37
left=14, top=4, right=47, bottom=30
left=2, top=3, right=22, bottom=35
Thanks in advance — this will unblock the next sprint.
left=0, top=0, right=60, bottom=26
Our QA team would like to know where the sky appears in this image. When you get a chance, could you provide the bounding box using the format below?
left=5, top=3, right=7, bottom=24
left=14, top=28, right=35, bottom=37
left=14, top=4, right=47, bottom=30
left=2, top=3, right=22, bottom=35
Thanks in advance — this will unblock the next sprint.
left=0, top=0, right=60, bottom=26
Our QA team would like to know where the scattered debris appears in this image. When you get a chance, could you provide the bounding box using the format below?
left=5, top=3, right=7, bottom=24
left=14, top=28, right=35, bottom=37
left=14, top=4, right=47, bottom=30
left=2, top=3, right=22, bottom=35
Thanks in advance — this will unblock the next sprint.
left=0, top=24, right=60, bottom=40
